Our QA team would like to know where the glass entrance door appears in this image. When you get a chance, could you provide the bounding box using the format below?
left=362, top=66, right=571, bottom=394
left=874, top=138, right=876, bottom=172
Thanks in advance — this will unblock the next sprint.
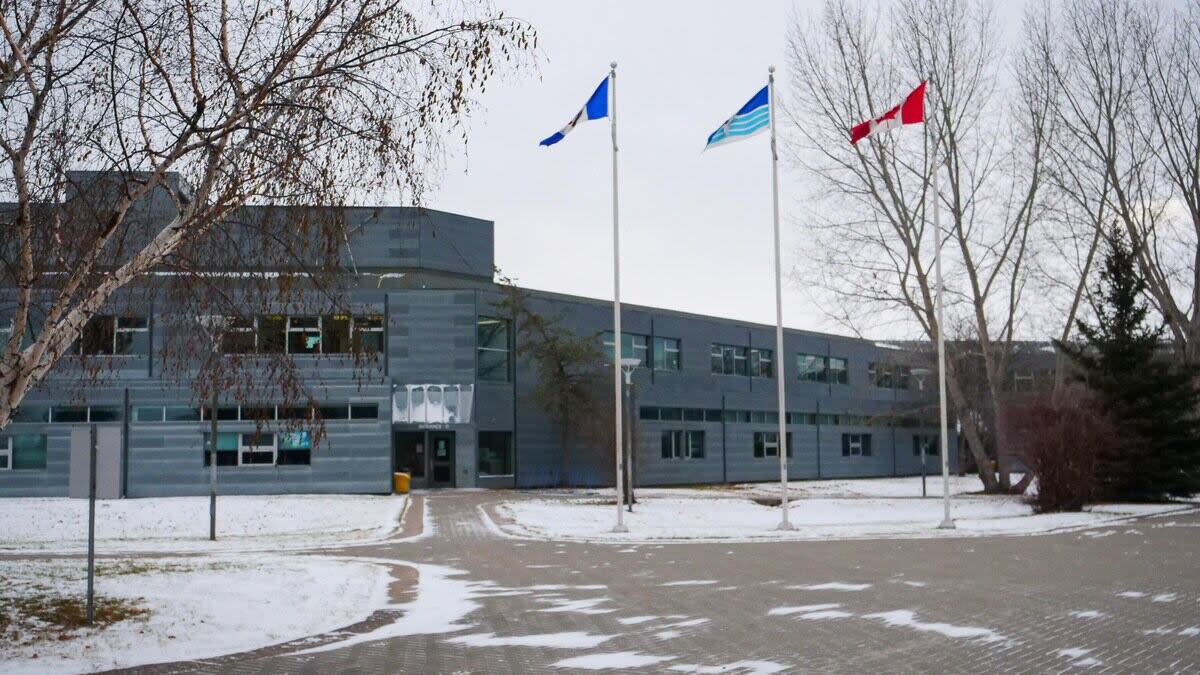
left=429, top=432, right=455, bottom=486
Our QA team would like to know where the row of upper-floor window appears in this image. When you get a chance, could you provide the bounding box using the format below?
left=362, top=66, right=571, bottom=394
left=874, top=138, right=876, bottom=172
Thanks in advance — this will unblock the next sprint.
left=658, top=430, right=898, bottom=461
left=0, top=314, right=385, bottom=356
left=638, top=406, right=927, bottom=428
left=6, top=402, right=380, bottom=424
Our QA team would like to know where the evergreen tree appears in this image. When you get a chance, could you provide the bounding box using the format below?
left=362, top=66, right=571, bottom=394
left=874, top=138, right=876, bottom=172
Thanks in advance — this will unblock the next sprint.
left=1058, top=227, right=1200, bottom=500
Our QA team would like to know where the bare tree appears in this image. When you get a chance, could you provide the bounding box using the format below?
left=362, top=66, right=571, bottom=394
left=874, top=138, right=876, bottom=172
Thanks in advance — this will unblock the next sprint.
left=0, top=0, right=535, bottom=429
left=1028, top=0, right=1200, bottom=364
left=783, top=0, right=1049, bottom=492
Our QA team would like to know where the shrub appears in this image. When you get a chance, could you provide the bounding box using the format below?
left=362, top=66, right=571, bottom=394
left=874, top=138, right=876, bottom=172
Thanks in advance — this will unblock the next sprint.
left=1008, top=389, right=1116, bottom=513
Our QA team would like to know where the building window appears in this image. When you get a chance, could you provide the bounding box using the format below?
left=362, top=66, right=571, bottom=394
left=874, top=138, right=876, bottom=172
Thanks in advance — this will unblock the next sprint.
left=797, top=353, right=848, bottom=384
left=661, top=430, right=705, bottom=459
left=203, top=432, right=239, bottom=466
left=842, top=433, right=872, bottom=457
left=0, top=316, right=11, bottom=346
left=0, top=434, right=47, bottom=470
left=749, top=348, right=774, bottom=378
left=828, top=357, right=848, bottom=384
left=278, top=431, right=312, bottom=465
left=287, top=317, right=322, bottom=354
left=221, top=317, right=257, bottom=353
left=796, top=353, right=826, bottom=382
left=602, top=331, right=649, bottom=366
left=477, top=431, right=513, bottom=477
left=711, top=344, right=748, bottom=376
left=258, top=315, right=286, bottom=353
left=753, top=431, right=792, bottom=458
left=324, top=315, right=351, bottom=353
left=652, top=337, right=682, bottom=371
left=870, top=362, right=911, bottom=389
left=76, top=316, right=149, bottom=356
left=353, top=316, right=385, bottom=353
left=202, top=431, right=284, bottom=466
left=913, top=434, right=939, bottom=456
left=477, top=317, right=511, bottom=382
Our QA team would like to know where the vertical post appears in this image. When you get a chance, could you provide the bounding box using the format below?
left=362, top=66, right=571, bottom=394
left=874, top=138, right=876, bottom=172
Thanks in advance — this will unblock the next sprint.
left=769, top=66, right=793, bottom=530
left=86, top=423, right=97, bottom=624
left=921, top=438, right=927, bottom=497
left=933, top=158, right=955, bottom=529
left=210, top=386, right=218, bottom=540
left=610, top=62, right=627, bottom=533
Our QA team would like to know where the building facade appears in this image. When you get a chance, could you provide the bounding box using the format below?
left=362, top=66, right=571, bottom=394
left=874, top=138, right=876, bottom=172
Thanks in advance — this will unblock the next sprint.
left=0, top=199, right=953, bottom=497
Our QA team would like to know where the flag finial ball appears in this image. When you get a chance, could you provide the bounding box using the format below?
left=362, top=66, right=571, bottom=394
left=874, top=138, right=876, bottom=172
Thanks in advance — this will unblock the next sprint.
left=610, top=61, right=617, bottom=69
left=769, top=65, right=776, bottom=73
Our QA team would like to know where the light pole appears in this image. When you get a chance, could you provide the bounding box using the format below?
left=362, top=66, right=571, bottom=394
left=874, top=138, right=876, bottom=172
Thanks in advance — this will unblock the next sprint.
left=911, top=367, right=931, bottom=498
left=619, top=357, right=640, bottom=520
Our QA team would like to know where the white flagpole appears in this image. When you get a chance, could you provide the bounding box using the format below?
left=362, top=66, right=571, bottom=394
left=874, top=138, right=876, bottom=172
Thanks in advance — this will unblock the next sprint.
left=610, top=62, right=628, bottom=533
left=768, top=66, right=793, bottom=531
left=932, top=126, right=954, bottom=530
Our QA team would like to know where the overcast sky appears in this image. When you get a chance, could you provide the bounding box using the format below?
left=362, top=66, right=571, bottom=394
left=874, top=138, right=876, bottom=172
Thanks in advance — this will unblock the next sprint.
left=428, top=1, right=1026, bottom=339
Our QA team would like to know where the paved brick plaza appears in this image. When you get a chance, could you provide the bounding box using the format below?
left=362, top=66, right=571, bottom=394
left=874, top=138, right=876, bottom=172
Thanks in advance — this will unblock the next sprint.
left=124, top=492, right=1200, bottom=674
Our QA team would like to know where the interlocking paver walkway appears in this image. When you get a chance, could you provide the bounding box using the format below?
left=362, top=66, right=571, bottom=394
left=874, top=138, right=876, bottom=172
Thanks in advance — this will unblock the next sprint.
left=114, top=492, right=1200, bottom=674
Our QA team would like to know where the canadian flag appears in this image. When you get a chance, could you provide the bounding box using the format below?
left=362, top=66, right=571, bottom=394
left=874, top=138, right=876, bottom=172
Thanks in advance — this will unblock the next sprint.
left=850, top=81, right=926, bottom=144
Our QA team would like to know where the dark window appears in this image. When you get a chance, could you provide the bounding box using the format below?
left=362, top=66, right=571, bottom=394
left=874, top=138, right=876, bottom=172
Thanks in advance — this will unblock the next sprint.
left=659, top=407, right=682, bottom=421
left=653, top=337, right=682, bottom=371
left=12, top=406, right=50, bottom=423
left=221, top=317, right=257, bottom=354
left=240, top=432, right=275, bottom=465
left=686, top=431, right=705, bottom=459
left=278, top=406, right=311, bottom=421
left=164, top=406, right=201, bottom=422
left=78, top=317, right=115, bottom=355
left=88, top=407, right=121, bottom=422
left=683, top=408, right=704, bottom=422
left=842, top=433, right=872, bottom=457
left=704, top=409, right=723, bottom=422
left=661, top=430, right=682, bottom=459
left=754, top=431, right=793, bottom=458
left=350, top=403, right=378, bottom=420
left=319, top=405, right=349, bottom=421
left=639, top=407, right=660, bottom=421
left=53, top=407, right=88, bottom=423
left=477, top=431, right=513, bottom=476
left=287, top=317, right=322, bottom=354
left=202, top=432, right=239, bottom=466
left=257, top=316, right=286, bottom=353
left=323, top=315, right=352, bottom=353
left=114, top=317, right=149, bottom=355
left=711, top=344, right=749, bottom=376
left=913, top=434, right=939, bottom=456
left=477, top=317, right=511, bottom=382
left=241, top=406, right=275, bottom=422
left=353, top=316, right=384, bottom=353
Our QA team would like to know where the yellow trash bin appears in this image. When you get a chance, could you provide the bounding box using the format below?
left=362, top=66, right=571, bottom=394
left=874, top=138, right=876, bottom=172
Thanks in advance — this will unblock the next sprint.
left=393, top=472, right=411, bottom=494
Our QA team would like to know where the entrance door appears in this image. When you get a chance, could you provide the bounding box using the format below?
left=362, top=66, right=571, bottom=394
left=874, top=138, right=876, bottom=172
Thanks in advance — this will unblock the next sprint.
left=393, top=431, right=426, bottom=486
left=429, top=431, right=455, bottom=487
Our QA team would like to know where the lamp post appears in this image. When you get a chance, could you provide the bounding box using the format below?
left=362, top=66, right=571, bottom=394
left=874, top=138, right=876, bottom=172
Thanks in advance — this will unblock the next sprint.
left=619, top=357, right=640, bottom=518
left=912, top=367, right=931, bottom=498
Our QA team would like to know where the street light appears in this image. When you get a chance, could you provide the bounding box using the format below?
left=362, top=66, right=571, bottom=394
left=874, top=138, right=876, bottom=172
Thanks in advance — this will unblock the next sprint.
left=615, top=357, right=640, bottom=528
left=911, top=367, right=931, bottom=498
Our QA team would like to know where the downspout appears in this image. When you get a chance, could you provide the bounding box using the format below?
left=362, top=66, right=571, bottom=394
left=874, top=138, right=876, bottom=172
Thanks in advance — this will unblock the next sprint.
left=721, top=392, right=728, bottom=484
left=121, top=388, right=130, bottom=498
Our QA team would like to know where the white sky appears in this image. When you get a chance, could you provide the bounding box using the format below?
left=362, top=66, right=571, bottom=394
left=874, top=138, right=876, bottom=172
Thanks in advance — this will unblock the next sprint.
left=429, top=1, right=1027, bottom=338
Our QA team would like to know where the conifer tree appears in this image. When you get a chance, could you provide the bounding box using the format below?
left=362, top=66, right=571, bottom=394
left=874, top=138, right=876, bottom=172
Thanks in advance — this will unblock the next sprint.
left=1059, top=227, right=1200, bottom=500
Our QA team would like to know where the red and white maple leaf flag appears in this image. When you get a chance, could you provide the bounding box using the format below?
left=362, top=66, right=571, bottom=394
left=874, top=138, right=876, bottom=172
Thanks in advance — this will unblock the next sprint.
left=849, top=81, right=926, bottom=144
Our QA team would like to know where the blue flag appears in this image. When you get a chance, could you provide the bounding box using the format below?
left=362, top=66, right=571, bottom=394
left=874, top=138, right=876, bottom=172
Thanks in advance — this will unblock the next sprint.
left=705, top=85, right=769, bottom=150
left=540, top=76, right=610, bottom=146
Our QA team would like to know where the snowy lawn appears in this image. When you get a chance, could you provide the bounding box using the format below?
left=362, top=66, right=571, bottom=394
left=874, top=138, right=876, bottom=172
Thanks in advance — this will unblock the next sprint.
left=0, top=494, right=407, bottom=554
left=494, top=478, right=1193, bottom=542
left=0, top=554, right=390, bottom=674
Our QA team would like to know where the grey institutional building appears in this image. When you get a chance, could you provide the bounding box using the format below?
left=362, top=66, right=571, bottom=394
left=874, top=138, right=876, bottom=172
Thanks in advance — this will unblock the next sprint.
left=0, top=199, right=955, bottom=498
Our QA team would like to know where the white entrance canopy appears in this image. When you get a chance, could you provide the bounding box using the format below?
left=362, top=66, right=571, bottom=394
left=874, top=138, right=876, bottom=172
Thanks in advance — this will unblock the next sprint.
left=392, top=384, right=474, bottom=425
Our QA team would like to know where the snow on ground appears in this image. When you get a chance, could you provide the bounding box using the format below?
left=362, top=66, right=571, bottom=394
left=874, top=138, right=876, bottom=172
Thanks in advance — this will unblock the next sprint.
left=494, top=481, right=1192, bottom=543
left=0, top=494, right=407, bottom=554
left=732, top=474, right=990, bottom=499
left=552, top=651, right=678, bottom=670
left=1, top=554, right=389, bottom=674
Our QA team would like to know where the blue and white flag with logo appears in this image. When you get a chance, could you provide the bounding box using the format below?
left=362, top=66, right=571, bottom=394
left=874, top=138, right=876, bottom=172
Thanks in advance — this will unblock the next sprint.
left=705, top=85, right=769, bottom=150
left=540, top=76, right=610, bottom=146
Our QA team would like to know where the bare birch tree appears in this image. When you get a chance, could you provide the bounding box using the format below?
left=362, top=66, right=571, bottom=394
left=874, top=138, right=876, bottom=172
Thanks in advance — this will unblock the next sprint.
left=783, top=0, right=1049, bottom=492
left=1027, top=0, right=1200, bottom=364
left=0, top=0, right=534, bottom=429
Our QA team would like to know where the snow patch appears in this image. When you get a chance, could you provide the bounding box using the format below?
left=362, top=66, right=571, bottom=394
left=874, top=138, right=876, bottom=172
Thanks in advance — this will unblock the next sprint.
left=447, top=631, right=616, bottom=649
left=552, top=652, right=677, bottom=669
left=660, top=580, right=719, bottom=587
left=1069, top=610, right=1106, bottom=619
left=669, top=660, right=790, bottom=674
left=864, top=609, right=1008, bottom=643
left=789, top=582, right=872, bottom=592
left=768, top=604, right=841, bottom=616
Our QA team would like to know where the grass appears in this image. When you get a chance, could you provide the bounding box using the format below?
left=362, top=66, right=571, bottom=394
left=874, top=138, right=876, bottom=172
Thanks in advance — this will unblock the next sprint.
left=0, top=592, right=148, bottom=646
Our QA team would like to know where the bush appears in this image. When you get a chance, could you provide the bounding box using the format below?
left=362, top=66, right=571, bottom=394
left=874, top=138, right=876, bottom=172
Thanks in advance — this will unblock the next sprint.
left=1008, top=389, right=1116, bottom=513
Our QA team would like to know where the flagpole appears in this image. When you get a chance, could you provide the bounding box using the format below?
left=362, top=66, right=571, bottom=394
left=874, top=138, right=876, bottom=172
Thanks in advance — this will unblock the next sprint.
left=767, top=66, right=793, bottom=531
left=932, top=123, right=954, bottom=530
left=610, top=62, right=627, bottom=533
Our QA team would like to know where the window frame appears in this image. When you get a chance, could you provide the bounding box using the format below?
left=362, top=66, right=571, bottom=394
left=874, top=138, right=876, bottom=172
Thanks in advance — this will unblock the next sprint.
left=652, top=336, right=682, bottom=371
left=0, top=436, right=9, bottom=470
left=753, top=431, right=793, bottom=458
left=796, top=353, right=826, bottom=382
left=477, top=431, right=514, bottom=477
left=749, top=348, right=774, bottom=378
left=842, top=433, right=872, bottom=457
left=0, top=434, right=47, bottom=470
left=477, top=316, right=512, bottom=382
left=711, top=343, right=749, bottom=376
left=352, top=315, right=385, bottom=354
